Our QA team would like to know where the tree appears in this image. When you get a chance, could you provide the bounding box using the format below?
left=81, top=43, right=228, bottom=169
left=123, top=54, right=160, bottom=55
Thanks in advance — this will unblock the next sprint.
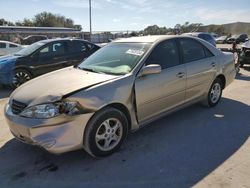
left=0, top=18, right=14, bottom=26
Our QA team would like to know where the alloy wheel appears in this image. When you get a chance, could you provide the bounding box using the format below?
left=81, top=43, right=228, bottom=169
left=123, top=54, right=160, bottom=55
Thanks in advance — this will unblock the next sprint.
left=12, top=71, right=31, bottom=87
left=95, top=118, right=123, bottom=152
left=210, top=83, right=221, bottom=104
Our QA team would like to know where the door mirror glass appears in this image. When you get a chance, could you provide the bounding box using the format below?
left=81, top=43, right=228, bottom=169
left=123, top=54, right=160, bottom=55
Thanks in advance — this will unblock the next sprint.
left=140, top=64, right=161, bottom=77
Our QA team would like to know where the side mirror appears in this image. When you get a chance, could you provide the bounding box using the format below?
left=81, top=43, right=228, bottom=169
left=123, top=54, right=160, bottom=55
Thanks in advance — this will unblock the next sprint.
left=139, top=64, right=161, bottom=77
left=31, top=52, right=39, bottom=60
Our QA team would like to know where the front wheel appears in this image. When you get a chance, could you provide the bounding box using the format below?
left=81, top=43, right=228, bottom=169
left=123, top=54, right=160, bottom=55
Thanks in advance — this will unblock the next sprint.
left=84, top=107, right=128, bottom=157
left=207, top=78, right=223, bottom=107
left=12, top=69, right=32, bottom=88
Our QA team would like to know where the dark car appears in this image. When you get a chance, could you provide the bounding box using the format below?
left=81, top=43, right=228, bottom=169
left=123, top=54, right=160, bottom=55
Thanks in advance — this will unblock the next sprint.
left=239, top=48, right=250, bottom=67
left=21, top=35, right=48, bottom=45
left=0, top=39, right=100, bottom=87
left=216, top=36, right=228, bottom=44
left=182, top=32, right=216, bottom=47
left=226, top=34, right=248, bottom=44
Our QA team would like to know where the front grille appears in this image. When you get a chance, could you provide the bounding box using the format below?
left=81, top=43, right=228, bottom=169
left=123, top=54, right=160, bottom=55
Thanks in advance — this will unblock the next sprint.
left=11, top=100, right=27, bottom=115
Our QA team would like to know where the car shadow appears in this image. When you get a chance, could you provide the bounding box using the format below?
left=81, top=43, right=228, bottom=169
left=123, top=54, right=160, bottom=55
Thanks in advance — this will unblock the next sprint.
left=0, top=97, right=249, bottom=187
left=235, top=71, right=250, bottom=81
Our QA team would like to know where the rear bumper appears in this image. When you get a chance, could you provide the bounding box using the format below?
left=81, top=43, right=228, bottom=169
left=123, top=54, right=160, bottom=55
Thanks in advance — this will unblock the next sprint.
left=4, top=103, right=94, bottom=154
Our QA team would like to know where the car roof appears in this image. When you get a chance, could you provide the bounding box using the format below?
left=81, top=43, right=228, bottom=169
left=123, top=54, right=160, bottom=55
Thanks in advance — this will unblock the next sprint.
left=0, top=40, right=21, bottom=46
left=182, top=32, right=211, bottom=37
left=38, top=38, right=90, bottom=44
left=114, top=35, right=179, bottom=43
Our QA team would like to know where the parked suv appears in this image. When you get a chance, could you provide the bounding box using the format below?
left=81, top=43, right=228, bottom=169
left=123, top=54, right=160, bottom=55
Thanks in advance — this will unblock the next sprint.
left=0, top=38, right=100, bottom=87
left=227, top=34, right=248, bottom=44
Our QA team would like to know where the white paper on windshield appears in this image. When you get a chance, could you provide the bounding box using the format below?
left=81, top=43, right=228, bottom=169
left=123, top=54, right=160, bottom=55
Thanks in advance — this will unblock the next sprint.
left=126, top=49, right=145, bottom=56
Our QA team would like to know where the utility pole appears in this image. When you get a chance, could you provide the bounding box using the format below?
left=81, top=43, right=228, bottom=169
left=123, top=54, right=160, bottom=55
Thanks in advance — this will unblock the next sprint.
left=89, top=0, right=92, bottom=35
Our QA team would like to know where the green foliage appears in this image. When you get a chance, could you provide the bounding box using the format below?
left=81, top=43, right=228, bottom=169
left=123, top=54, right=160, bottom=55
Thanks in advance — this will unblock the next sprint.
left=0, top=12, right=82, bottom=30
left=141, top=22, right=203, bottom=35
left=0, top=18, right=15, bottom=26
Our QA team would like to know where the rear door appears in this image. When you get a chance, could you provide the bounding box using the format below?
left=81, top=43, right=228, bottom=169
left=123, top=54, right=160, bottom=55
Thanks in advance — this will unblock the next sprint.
left=135, top=39, right=186, bottom=123
left=67, top=40, right=94, bottom=66
left=178, top=38, right=217, bottom=102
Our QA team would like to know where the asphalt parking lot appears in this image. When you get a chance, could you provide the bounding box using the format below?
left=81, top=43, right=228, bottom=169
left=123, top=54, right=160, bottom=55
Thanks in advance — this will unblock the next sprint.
left=0, top=68, right=250, bottom=188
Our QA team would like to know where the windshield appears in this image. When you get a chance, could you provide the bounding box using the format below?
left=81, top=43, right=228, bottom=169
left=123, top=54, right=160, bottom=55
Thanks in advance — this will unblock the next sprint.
left=15, top=42, right=45, bottom=56
left=78, top=42, right=151, bottom=75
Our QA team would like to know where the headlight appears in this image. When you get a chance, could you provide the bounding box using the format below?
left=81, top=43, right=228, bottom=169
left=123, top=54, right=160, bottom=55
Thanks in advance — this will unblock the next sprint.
left=20, top=101, right=83, bottom=119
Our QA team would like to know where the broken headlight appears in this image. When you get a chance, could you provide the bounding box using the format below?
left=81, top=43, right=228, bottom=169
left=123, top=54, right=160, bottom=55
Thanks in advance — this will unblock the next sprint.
left=20, top=101, right=84, bottom=119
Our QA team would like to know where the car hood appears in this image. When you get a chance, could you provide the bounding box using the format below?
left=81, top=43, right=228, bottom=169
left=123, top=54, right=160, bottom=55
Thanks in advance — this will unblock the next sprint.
left=10, top=67, right=118, bottom=106
left=0, top=55, right=19, bottom=65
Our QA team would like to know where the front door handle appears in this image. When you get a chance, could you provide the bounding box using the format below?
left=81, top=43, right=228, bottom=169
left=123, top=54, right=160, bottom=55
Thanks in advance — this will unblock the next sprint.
left=176, top=72, right=185, bottom=78
left=211, top=62, right=216, bottom=67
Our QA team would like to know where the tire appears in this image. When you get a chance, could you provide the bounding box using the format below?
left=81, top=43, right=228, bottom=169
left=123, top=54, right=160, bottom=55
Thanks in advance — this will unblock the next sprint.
left=207, top=78, right=223, bottom=107
left=84, top=107, right=128, bottom=158
left=12, top=69, right=32, bottom=88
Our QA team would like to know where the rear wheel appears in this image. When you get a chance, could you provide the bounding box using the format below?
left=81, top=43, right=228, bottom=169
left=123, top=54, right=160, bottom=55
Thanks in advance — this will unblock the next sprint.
left=207, top=78, right=223, bottom=107
left=12, top=69, right=32, bottom=88
left=84, top=107, right=128, bottom=157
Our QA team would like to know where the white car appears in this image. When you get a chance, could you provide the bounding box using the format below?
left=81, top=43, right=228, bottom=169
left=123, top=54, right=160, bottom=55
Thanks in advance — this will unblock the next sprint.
left=0, top=41, right=23, bottom=56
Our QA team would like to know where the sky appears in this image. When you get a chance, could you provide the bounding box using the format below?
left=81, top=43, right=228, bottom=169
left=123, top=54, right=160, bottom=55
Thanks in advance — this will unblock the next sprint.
left=1, top=0, right=250, bottom=31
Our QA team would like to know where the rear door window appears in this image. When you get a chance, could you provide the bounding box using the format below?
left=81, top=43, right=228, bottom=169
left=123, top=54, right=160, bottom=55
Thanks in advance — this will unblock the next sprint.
left=71, top=41, right=88, bottom=53
left=179, top=38, right=207, bottom=63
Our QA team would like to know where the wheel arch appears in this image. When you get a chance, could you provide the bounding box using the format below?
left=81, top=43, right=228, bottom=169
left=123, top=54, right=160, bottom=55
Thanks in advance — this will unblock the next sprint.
left=14, top=66, right=34, bottom=77
left=104, top=103, right=132, bottom=131
left=216, top=74, right=226, bottom=90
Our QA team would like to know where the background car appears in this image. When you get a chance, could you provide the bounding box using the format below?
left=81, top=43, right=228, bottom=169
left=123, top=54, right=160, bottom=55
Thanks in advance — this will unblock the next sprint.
left=21, top=35, right=48, bottom=45
left=4, top=35, right=236, bottom=157
left=239, top=41, right=250, bottom=67
left=182, top=32, right=216, bottom=46
left=0, top=41, right=23, bottom=56
left=226, top=34, right=249, bottom=44
left=216, top=36, right=229, bottom=44
left=0, top=38, right=100, bottom=87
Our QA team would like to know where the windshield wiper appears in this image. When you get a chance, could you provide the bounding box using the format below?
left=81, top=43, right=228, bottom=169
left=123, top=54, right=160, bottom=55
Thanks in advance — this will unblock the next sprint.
left=14, top=53, right=22, bottom=56
left=78, top=67, right=103, bottom=74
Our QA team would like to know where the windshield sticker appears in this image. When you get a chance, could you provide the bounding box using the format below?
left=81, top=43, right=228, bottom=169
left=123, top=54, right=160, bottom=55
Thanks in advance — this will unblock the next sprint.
left=126, top=49, right=145, bottom=56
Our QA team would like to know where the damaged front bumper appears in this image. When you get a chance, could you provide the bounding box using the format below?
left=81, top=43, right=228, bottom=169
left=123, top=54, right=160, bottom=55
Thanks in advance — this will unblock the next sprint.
left=4, top=103, right=94, bottom=154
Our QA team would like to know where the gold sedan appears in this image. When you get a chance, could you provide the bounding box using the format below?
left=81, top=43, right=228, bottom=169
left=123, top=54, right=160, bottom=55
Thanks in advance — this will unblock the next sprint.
left=4, top=35, right=236, bottom=157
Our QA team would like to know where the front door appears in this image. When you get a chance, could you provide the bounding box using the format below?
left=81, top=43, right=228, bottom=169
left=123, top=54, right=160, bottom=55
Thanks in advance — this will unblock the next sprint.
left=33, top=41, right=69, bottom=76
left=135, top=39, right=186, bottom=123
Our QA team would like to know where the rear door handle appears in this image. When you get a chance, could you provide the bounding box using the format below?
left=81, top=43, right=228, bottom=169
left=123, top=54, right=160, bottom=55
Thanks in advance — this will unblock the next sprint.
left=176, top=72, right=185, bottom=78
